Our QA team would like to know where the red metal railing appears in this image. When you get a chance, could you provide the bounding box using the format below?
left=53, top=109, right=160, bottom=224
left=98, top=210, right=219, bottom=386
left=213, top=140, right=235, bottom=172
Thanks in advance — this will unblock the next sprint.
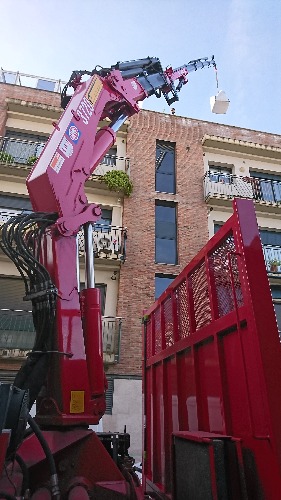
left=143, top=198, right=281, bottom=499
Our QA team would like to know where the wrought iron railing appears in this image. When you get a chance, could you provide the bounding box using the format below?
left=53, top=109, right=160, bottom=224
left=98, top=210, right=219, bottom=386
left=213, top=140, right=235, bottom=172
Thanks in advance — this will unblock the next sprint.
left=77, top=225, right=127, bottom=262
left=204, top=172, right=281, bottom=206
left=0, top=213, right=127, bottom=263
left=0, top=310, right=122, bottom=363
left=0, top=68, right=66, bottom=93
left=0, top=136, right=130, bottom=175
left=0, top=136, right=46, bottom=166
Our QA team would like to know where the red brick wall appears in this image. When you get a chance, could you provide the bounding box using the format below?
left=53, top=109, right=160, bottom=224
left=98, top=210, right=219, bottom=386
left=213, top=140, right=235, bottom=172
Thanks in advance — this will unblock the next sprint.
left=0, top=83, right=61, bottom=135
left=112, top=110, right=281, bottom=377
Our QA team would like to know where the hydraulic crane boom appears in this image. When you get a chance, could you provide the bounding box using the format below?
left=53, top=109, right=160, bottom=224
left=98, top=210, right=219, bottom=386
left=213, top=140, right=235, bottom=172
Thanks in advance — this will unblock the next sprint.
left=27, top=56, right=216, bottom=236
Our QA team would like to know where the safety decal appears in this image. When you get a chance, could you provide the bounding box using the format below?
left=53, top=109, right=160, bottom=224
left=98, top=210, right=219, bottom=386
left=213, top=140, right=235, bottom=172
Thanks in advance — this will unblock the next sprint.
left=70, top=391, right=85, bottom=413
left=66, top=122, right=81, bottom=144
left=49, top=152, right=65, bottom=174
left=59, top=136, right=74, bottom=158
left=87, top=77, right=103, bottom=106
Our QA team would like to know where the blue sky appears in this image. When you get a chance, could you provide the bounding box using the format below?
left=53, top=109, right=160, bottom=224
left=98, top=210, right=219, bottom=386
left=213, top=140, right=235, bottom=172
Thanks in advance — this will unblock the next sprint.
left=1, top=0, right=281, bottom=135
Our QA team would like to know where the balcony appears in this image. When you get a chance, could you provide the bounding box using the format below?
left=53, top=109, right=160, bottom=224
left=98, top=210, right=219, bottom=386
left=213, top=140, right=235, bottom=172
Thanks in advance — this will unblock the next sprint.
left=0, top=212, right=127, bottom=263
left=0, top=69, right=66, bottom=93
left=263, top=245, right=281, bottom=277
left=0, top=310, right=122, bottom=364
left=0, top=136, right=130, bottom=176
left=78, top=225, right=127, bottom=262
left=204, top=172, right=281, bottom=207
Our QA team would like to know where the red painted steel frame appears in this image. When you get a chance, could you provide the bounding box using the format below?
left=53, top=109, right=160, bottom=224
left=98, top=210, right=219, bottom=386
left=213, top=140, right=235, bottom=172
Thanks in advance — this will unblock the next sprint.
left=143, top=199, right=281, bottom=499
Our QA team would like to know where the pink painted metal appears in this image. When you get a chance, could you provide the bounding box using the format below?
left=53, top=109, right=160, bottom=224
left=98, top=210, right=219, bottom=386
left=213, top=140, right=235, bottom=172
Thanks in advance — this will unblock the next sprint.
left=143, top=199, right=281, bottom=499
left=26, top=72, right=146, bottom=235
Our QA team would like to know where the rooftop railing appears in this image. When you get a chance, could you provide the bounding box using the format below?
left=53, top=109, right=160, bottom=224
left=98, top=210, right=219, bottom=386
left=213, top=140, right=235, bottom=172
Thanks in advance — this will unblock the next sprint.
left=0, top=310, right=122, bottom=364
left=0, top=68, right=66, bottom=93
left=0, top=136, right=130, bottom=174
left=204, top=172, right=281, bottom=206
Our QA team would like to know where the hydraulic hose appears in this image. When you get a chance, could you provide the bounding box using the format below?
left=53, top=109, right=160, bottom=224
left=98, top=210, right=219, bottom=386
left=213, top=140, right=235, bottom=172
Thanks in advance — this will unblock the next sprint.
left=27, top=415, right=60, bottom=499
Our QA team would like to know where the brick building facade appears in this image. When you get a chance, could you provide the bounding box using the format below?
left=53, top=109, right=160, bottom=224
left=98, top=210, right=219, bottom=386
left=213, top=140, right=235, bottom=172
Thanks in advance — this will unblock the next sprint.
left=1, top=72, right=281, bottom=459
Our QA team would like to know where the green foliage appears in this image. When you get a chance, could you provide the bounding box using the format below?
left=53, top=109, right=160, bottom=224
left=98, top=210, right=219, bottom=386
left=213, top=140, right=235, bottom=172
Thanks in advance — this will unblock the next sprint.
left=0, top=151, right=14, bottom=163
left=27, top=156, right=37, bottom=166
left=101, top=170, right=133, bottom=196
left=269, top=259, right=281, bottom=266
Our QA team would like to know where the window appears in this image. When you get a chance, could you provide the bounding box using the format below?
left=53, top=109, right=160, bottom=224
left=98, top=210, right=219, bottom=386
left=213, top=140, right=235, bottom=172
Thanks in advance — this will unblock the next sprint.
left=81, top=283, right=107, bottom=315
left=209, top=165, right=232, bottom=184
left=0, top=194, right=32, bottom=211
left=259, top=230, right=281, bottom=246
left=251, top=171, right=281, bottom=203
left=214, top=223, right=223, bottom=234
left=155, top=273, right=177, bottom=299
left=102, top=147, right=117, bottom=167
left=0, top=277, right=35, bottom=350
left=105, top=377, right=114, bottom=415
left=271, top=286, right=281, bottom=338
left=155, top=141, right=176, bottom=194
left=155, top=201, right=177, bottom=264
left=3, top=131, right=47, bottom=164
left=95, top=209, right=112, bottom=232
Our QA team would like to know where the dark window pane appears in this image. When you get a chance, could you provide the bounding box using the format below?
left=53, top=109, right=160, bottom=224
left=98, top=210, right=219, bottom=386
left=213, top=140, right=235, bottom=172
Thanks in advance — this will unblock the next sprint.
left=156, top=221, right=176, bottom=239
left=156, top=173, right=175, bottom=193
left=271, top=286, right=281, bottom=299
left=155, top=274, right=177, bottom=299
left=95, top=209, right=112, bottom=232
left=214, top=223, right=223, bottom=234
left=155, top=141, right=175, bottom=194
left=209, top=165, right=232, bottom=184
left=273, top=303, right=281, bottom=338
left=155, top=204, right=176, bottom=223
left=155, top=201, right=177, bottom=264
left=156, top=238, right=177, bottom=264
left=260, top=230, right=281, bottom=246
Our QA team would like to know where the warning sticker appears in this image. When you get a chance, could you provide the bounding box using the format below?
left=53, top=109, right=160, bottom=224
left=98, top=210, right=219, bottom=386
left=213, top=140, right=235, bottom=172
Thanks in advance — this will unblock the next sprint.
left=87, top=77, right=103, bottom=106
left=49, top=152, right=65, bottom=174
left=59, top=136, right=74, bottom=158
left=66, top=122, right=81, bottom=144
left=70, top=391, right=85, bottom=414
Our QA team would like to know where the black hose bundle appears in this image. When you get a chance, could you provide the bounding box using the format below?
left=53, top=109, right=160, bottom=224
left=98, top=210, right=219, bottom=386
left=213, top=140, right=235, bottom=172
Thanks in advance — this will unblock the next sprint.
left=0, top=212, right=58, bottom=408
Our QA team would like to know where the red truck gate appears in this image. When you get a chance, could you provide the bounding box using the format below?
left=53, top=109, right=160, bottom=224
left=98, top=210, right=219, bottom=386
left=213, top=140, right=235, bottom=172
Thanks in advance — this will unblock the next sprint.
left=143, top=199, right=281, bottom=499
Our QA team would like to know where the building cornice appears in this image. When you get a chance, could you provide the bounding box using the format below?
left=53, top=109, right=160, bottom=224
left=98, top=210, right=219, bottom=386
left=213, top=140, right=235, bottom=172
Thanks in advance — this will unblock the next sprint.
left=5, top=98, right=62, bottom=119
left=202, top=134, right=281, bottom=160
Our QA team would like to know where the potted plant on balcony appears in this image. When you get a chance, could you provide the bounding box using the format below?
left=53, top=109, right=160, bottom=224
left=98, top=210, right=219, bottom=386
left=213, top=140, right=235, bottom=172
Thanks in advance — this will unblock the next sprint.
left=27, top=156, right=38, bottom=166
left=268, top=259, right=281, bottom=272
left=0, top=151, right=14, bottom=164
left=100, top=170, right=133, bottom=196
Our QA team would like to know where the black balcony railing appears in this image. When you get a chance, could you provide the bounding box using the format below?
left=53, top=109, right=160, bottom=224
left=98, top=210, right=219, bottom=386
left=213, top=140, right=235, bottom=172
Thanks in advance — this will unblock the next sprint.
left=0, top=212, right=127, bottom=263
left=204, top=172, right=281, bottom=206
left=0, top=310, right=122, bottom=363
left=77, top=225, right=127, bottom=262
left=0, top=136, right=130, bottom=175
